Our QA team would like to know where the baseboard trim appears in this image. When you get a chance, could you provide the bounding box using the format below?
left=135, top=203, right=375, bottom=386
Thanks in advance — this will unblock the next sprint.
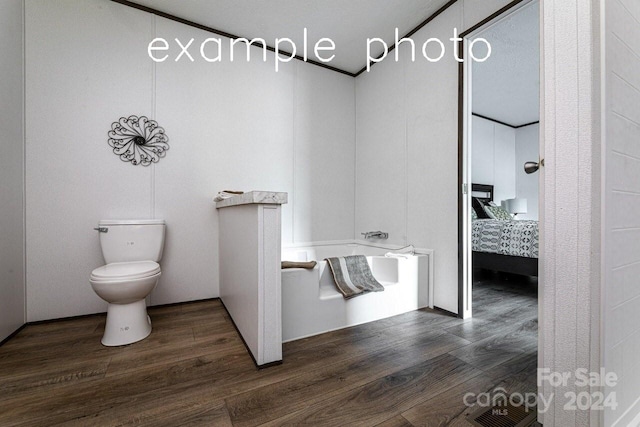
left=0, top=324, right=28, bottom=347
left=27, top=311, right=107, bottom=325
left=433, top=306, right=459, bottom=318
left=149, top=297, right=220, bottom=310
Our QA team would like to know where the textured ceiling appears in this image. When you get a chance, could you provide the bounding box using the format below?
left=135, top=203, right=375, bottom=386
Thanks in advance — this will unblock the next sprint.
left=472, top=1, right=540, bottom=127
left=126, top=0, right=452, bottom=74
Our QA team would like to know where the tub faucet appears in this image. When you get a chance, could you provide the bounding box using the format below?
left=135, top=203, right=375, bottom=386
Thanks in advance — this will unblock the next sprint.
left=362, top=231, right=389, bottom=239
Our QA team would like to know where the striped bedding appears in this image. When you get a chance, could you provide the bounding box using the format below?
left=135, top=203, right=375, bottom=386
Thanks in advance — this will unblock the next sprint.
left=472, top=219, right=539, bottom=259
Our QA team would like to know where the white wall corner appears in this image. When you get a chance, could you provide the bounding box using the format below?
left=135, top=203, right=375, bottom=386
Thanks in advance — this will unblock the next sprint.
left=0, top=0, right=27, bottom=340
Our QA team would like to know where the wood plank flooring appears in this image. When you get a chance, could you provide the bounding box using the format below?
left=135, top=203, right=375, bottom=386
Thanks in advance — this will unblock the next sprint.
left=0, top=273, right=537, bottom=426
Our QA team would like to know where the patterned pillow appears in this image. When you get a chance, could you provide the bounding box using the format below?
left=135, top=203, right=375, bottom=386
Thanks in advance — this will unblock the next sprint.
left=484, top=205, right=512, bottom=221
left=472, top=197, right=491, bottom=219
left=471, top=209, right=478, bottom=220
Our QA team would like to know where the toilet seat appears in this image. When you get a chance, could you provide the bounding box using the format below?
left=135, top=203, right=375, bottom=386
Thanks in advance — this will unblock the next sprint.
left=90, top=261, right=160, bottom=282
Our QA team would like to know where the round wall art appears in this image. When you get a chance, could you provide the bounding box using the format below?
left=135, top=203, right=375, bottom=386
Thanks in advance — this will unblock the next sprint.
left=107, top=115, right=169, bottom=166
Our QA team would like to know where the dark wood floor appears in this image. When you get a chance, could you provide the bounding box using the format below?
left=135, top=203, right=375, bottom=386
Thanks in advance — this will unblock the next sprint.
left=0, top=273, right=537, bottom=426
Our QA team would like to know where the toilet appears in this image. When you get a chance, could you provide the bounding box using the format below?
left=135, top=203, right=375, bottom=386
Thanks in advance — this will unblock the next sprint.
left=89, top=219, right=166, bottom=346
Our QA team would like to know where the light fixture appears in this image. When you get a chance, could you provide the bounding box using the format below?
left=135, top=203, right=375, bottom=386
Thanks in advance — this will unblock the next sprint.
left=524, top=158, right=544, bottom=174
left=501, top=198, right=528, bottom=218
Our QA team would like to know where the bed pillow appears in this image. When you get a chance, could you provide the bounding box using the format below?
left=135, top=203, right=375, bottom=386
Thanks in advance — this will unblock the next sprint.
left=471, top=209, right=478, bottom=220
left=484, top=204, right=512, bottom=221
left=472, top=197, right=491, bottom=219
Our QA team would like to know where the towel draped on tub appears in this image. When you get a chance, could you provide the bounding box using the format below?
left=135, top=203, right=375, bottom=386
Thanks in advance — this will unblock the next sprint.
left=325, top=255, right=384, bottom=299
left=281, top=261, right=317, bottom=269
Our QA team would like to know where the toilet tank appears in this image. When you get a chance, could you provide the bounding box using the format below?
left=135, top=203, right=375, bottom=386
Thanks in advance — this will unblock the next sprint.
left=98, top=219, right=166, bottom=264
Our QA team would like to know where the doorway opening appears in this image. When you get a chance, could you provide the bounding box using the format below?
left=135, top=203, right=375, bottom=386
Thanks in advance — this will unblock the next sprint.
left=457, top=0, right=541, bottom=395
left=458, top=0, right=543, bottom=412
left=459, top=0, right=540, bottom=317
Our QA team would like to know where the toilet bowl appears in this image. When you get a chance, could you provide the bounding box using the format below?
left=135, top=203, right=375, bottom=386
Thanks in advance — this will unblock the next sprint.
left=90, top=219, right=166, bottom=346
left=90, top=261, right=161, bottom=346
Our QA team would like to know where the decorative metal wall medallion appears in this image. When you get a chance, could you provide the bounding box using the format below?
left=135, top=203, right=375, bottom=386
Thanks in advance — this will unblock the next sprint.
left=108, top=115, right=169, bottom=166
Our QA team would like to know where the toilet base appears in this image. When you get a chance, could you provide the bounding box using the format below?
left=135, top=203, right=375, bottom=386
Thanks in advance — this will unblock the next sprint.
left=102, top=299, right=152, bottom=346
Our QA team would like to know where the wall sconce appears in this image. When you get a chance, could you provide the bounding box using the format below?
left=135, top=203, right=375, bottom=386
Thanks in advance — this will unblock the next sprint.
left=524, top=159, right=544, bottom=174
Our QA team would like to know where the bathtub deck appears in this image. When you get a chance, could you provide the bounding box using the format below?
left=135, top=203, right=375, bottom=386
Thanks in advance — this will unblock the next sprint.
left=0, top=273, right=538, bottom=426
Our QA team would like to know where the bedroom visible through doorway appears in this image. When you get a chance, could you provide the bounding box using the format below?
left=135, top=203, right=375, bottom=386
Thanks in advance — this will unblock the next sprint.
left=458, top=0, right=541, bottom=406
left=460, top=0, right=539, bottom=319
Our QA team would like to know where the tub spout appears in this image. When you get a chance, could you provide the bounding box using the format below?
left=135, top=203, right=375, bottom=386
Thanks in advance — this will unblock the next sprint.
left=361, top=231, right=389, bottom=239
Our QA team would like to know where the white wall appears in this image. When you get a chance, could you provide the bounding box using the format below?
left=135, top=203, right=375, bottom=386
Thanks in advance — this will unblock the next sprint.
left=539, top=0, right=602, bottom=425
left=515, top=123, right=539, bottom=220
left=603, top=0, right=640, bottom=425
left=25, top=0, right=355, bottom=321
left=355, top=0, right=513, bottom=313
left=471, top=115, right=516, bottom=205
left=0, top=0, right=26, bottom=341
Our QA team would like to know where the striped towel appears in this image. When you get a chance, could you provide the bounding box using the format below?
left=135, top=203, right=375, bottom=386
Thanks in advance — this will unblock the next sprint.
left=325, top=255, right=384, bottom=299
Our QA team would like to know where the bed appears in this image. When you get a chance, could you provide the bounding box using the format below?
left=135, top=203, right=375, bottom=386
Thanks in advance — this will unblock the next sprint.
left=471, top=184, right=538, bottom=277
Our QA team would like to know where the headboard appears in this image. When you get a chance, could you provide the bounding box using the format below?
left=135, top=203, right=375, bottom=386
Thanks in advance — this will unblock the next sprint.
left=471, top=183, right=494, bottom=202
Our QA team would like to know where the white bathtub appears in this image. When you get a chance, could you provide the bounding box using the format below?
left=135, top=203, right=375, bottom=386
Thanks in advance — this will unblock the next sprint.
left=281, top=243, right=431, bottom=342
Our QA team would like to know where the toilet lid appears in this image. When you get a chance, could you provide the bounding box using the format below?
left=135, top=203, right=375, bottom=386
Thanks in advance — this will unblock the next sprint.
left=91, top=261, right=160, bottom=281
